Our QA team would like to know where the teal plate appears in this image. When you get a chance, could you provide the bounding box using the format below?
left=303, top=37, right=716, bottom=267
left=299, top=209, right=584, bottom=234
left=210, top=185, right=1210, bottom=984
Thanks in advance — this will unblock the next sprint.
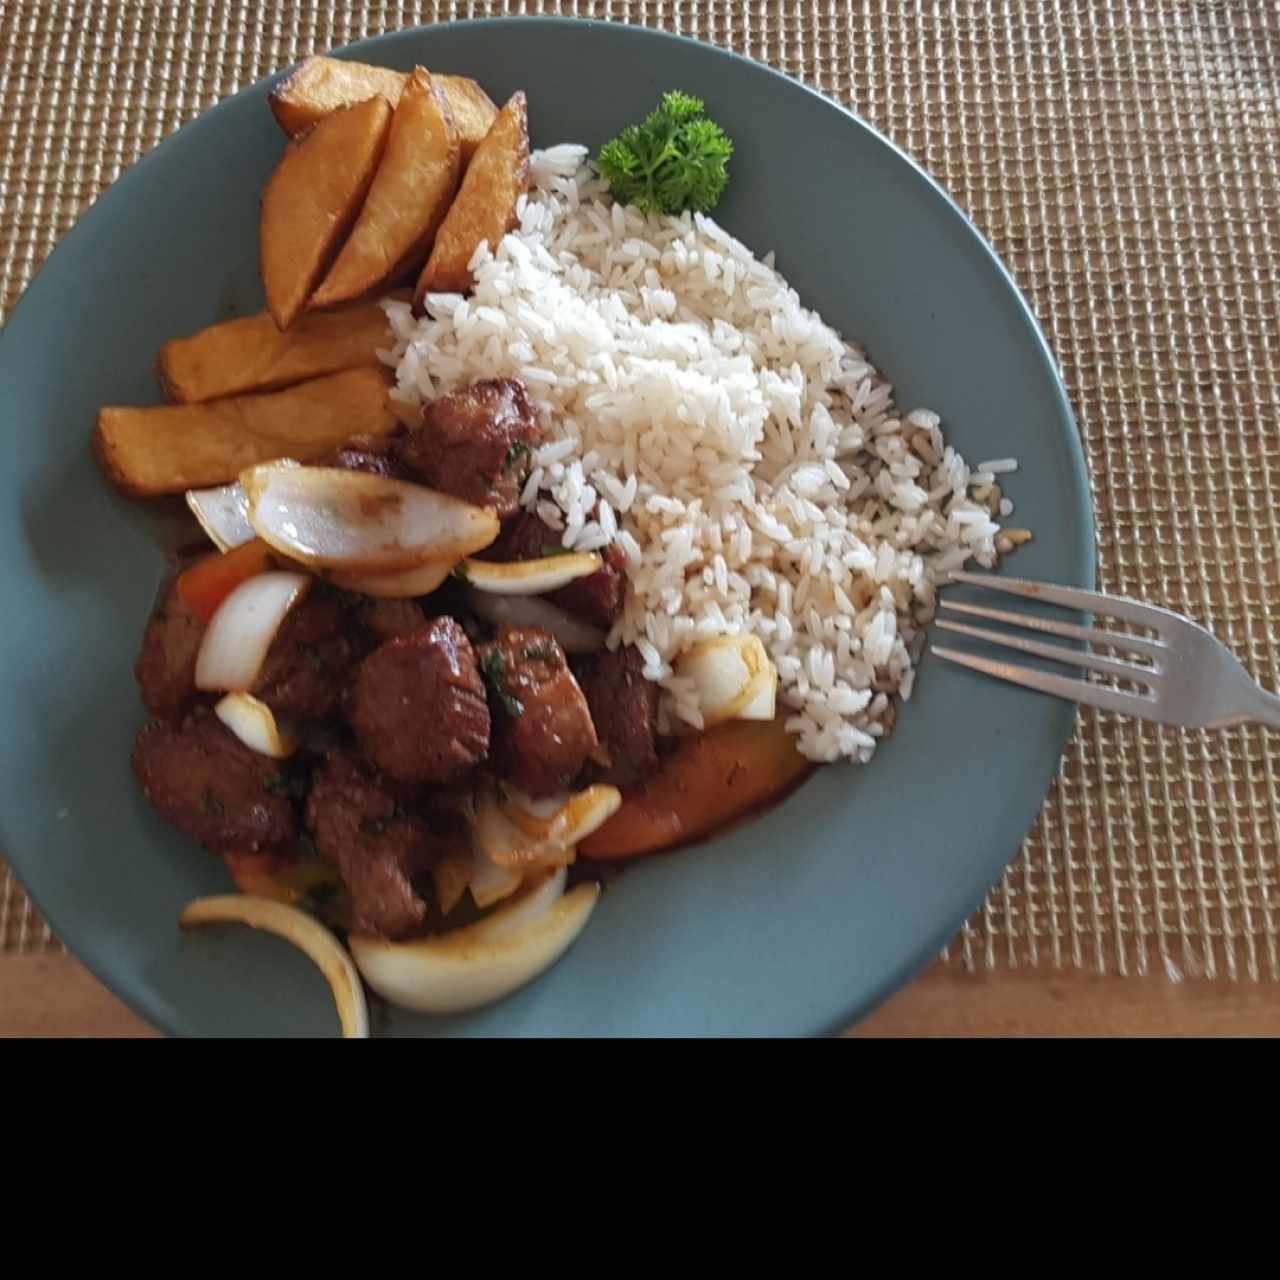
left=0, top=18, right=1093, bottom=1037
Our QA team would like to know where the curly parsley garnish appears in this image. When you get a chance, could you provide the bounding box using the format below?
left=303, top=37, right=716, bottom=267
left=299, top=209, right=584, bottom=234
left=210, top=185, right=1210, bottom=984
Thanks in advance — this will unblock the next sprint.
left=596, top=90, right=733, bottom=216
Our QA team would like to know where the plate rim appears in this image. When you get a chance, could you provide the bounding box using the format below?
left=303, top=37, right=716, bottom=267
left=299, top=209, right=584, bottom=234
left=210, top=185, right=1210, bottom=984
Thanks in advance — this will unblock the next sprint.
left=0, top=16, right=1096, bottom=1037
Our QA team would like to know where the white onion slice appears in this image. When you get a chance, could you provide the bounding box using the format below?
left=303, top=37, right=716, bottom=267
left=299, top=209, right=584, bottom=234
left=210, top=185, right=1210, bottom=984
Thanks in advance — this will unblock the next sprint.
left=470, top=868, right=567, bottom=943
left=214, top=692, right=299, bottom=759
left=501, top=783, right=622, bottom=849
left=474, top=780, right=577, bottom=871
left=430, top=847, right=472, bottom=916
left=737, top=660, right=778, bottom=721
left=461, top=552, right=602, bottom=596
left=677, top=634, right=778, bottom=726
left=179, top=895, right=369, bottom=1038
left=468, top=844, right=523, bottom=909
left=465, top=588, right=605, bottom=655
left=194, top=571, right=311, bottom=693
left=243, top=463, right=499, bottom=572
left=328, top=560, right=453, bottom=599
left=349, top=881, right=599, bottom=1015
left=187, top=482, right=255, bottom=552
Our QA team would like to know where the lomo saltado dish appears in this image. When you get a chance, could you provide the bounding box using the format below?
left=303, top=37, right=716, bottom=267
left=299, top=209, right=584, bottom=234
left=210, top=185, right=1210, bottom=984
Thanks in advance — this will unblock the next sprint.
left=94, top=56, right=1031, bottom=1034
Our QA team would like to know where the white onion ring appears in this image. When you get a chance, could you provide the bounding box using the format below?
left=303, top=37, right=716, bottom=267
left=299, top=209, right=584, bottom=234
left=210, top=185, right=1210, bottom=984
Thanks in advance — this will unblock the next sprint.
left=461, top=552, right=602, bottom=595
left=470, top=867, right=567, bottom=943
left=186, top=482, right=255, bottom=552
left=328, top=560, right=453, bottom=599
left=180, top=895, right=368, bottom=1038
left=243, top=463, right=499, bottom=572
left=214, top=692, right=299, bottom=758
left=467, top=842, right=525, bottom=908
left=465, top=588, right=605, bottom=655
left=194, top=571, right=311, bottom=692
left=348, top=879, right=599, bottom=1016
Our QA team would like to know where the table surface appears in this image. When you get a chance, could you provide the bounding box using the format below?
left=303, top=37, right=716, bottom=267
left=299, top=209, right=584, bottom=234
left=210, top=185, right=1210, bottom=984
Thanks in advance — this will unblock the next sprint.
left=2, top=0, right=1278, bottom=1036
left=6, top=952, right=1279, bottom=1037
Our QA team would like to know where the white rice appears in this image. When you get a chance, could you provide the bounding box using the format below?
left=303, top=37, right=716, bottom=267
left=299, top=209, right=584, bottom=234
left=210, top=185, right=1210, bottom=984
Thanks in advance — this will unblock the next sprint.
left=381, top=144, right=1020, bottom=763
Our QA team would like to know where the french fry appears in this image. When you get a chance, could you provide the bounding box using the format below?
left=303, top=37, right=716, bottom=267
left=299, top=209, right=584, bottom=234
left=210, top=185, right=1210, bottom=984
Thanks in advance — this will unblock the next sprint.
left=310, top=69, right=461, bottom=309
left=259, top=95, right=393, bottom=330
left=157, top=296, right=403, bottom=403
left=414, top=91, right=529, bottom=301
left=95, top=367, right=396, bottom=498
left=269, top=56, right=497, bottom=164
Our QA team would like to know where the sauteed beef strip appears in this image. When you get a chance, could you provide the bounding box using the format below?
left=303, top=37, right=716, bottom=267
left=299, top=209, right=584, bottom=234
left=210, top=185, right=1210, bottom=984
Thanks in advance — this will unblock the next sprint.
left=575, top=646, right=660, bottom=786
left=253, top=594, right=354, bottom=721
left=393, top=378, right=539, bottom=518
left=304, top=748, right=432, bottom=938
left=348, top=616, right=489, bottom=784
left=132, top=709, right=297, bottom=852
left=134, top=578, right=205, bottom=721
left=358, top=598, right=428, bottom=646
left=479, top=510, right=626, bottom=626
left=478, top=626, right=598, bottom=798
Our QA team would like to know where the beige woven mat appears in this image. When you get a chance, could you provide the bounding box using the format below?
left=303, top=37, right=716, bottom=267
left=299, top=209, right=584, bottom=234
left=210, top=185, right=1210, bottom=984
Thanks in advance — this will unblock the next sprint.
left=2, top=0, right=1278, bottom=982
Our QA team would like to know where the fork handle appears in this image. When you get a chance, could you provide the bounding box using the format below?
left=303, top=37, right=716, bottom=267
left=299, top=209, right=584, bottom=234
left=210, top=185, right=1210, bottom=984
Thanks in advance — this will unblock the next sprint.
left=1246, top=685, right=1280, bottom=731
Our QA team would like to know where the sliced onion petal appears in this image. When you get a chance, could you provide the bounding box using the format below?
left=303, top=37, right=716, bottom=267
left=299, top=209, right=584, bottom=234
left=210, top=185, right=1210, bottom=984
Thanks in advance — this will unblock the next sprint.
left=214, top=693, right=299, bottom=758
left=187, top=482, right=255, bottom=552
left=677, top=633, right=778, bottom=726
left=461, top=552, right=602, bottom=596
left=328, top=560, right=453, bottom=599
left=465, top=588, right=604, bottom=655
left=179, top=895, right=369, bottom=1038
left=468, top=841, right=526, bottom=908
left=736, top=661, right=778, bottom=721
left=431, top=847, right=472, bottom=916
left=501, top=783, right=622, bottom=847
left=243, top=463, right=499, bottom=572
left=195, top=572, right=311, bottom=692
left=470, top=867, right=567, bottom=943
left=474, top=778, right=579, bottom=870
left=348, top=882, right=599, bottom=1015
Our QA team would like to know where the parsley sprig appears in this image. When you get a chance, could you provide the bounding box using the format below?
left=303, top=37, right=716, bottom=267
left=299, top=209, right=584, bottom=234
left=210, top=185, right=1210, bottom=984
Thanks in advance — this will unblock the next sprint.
left=596, top=91, right=733, bottom=216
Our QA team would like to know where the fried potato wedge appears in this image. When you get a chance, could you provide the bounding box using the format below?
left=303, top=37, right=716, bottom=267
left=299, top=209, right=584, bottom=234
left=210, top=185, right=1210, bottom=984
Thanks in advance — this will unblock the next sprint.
left=414, top=91, right=529, bottom=300
left=260, top=95, right=393, bottom=330
left=96, top=367, right=395, bottom=497
left=310, top=70, right=461, bottom=309
left=158, top=296, right=403, bottom=403
left=269, top=56, right=497, bottom=164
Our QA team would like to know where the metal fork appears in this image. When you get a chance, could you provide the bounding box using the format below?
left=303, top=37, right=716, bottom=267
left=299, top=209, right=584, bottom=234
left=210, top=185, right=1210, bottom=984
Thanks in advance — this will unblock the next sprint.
left=931, top=571, right=1280, bottom=730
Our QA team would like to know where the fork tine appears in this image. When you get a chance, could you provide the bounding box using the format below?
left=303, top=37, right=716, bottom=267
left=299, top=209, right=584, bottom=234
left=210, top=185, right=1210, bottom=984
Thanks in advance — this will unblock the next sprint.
left=938, top=599, right=1167, bottom=661
left=948, top=570, right=1168, bottom=631
left=931, top=645, right=1162, bottom=719
left=934, top=619, right=1160, bottom=686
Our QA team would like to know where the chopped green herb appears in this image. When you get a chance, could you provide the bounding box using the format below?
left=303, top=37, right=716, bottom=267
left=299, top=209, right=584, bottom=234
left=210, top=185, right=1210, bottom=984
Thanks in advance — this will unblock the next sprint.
left=481, top=647, right=525, bottom=717
left=521, top=645, right=557, bottom=662
left=540, top=543, right=574, bottom=558
left=263, top=769, right=308, bottom=801
left=503, top=439, right=531, bottom=472
left=596, top=90, right=734, bottom=216
left=451, top=562, right=470, bottom=582
left=298, top=642, right=329, bottom=671
left=301, top=882, right=338, bottom=915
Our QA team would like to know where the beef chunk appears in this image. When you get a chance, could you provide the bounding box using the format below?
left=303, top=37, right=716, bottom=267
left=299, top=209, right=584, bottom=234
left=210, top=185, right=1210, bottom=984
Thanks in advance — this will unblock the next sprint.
left=132, top=709, right=297, bottom=852
left=348, top=616, right=490, bottom=784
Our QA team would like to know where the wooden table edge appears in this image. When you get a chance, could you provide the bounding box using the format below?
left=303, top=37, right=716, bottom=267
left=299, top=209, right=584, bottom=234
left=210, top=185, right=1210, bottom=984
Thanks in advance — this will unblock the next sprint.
left=2, top=952, right=1276, bottom=1037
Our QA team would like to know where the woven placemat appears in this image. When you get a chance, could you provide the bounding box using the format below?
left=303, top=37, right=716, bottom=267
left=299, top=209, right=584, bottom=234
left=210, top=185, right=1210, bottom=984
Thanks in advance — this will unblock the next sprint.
left=2, top=0, right=1277, bottom=982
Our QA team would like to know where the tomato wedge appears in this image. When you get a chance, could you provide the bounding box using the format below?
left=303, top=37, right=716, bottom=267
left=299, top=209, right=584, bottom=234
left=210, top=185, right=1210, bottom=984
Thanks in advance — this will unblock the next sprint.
left=579, top=718, right=815, bottom=861
left=175, top=538, right=274, bottom=623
